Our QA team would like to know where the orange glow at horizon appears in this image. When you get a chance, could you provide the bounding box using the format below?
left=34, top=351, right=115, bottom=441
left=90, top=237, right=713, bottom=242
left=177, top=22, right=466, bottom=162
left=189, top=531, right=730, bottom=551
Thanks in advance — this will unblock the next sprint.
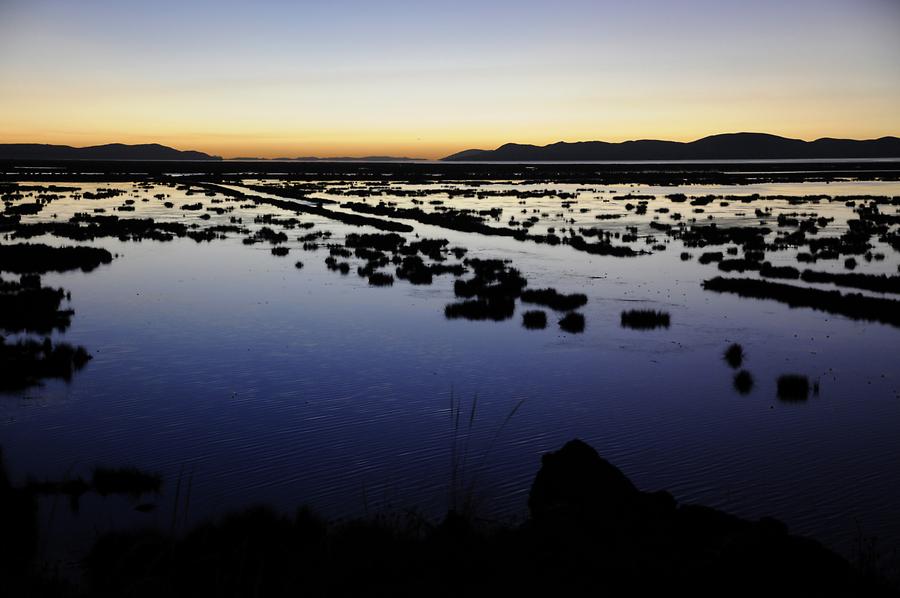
left=3, top=78, right=899, bottom=160
left=2, top=72, right=898, bottom=159
left=3, top=119, right=898, bottom=161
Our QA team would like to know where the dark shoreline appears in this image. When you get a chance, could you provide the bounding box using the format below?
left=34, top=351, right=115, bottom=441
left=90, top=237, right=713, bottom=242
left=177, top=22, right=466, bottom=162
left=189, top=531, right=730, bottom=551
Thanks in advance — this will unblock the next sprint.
left=3, top=159, right=900, bottom=184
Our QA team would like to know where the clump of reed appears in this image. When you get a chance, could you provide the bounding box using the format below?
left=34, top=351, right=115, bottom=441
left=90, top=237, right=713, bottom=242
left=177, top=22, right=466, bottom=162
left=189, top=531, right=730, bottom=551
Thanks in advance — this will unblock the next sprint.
left=777, top=374, right=810, bottom=401
left=520, top=288, right=587, bottom=311
left=558, top=312, right=585, bottom=333
left=368, top=272, right=394, bottom=287
left=620, top=310, right=670, bottom=330
left=733, top=370, right=754, bottom=395
left=724, top=343, right=744, bottom=369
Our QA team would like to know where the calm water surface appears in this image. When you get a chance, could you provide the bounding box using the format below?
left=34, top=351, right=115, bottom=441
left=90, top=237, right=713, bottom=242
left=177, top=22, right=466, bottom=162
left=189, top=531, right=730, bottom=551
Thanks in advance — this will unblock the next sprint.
left=2, top=178, right=899, bottom=562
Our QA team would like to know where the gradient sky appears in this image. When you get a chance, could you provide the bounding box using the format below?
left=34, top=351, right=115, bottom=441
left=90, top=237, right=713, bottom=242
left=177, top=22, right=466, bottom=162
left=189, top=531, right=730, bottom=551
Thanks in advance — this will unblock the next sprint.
left=1, top=0, right=898, bottom=158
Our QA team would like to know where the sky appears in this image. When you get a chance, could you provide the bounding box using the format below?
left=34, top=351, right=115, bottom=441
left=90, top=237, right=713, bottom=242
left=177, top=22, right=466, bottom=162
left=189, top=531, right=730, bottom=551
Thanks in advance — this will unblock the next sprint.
left=0, top=0, right=898, bottom=159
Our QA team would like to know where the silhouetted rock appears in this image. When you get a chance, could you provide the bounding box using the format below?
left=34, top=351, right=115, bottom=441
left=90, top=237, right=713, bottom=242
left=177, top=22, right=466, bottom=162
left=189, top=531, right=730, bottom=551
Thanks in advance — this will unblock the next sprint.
left=528, top=439, right=638, bottom=524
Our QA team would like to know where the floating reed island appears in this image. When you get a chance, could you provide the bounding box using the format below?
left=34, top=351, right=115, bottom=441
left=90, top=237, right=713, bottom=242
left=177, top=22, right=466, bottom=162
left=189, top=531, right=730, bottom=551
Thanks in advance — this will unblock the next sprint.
left=702, top=277, right=900, bottom=328
left=0, top=275, right=73, bottom=335
left=0, top=242, right=113, bottom=273
left=3, top=175, right=898, bottom=397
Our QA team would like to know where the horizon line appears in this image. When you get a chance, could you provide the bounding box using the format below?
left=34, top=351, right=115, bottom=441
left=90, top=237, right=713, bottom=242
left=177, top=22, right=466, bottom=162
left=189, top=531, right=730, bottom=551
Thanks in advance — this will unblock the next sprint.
left=3, top=131, right=900, bottom=161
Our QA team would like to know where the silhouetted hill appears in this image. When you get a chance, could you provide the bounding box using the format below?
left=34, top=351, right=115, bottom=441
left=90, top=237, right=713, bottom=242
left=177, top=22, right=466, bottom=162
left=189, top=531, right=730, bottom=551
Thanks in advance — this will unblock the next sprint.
left=443, top=133, right=900, bottom=161
left=0, top=143, right=222, bottom=161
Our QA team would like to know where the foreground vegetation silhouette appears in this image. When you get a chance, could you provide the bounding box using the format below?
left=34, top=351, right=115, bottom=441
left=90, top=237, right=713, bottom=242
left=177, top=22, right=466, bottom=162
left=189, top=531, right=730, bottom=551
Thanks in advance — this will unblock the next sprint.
left=2, top=440, right=895, bottom=597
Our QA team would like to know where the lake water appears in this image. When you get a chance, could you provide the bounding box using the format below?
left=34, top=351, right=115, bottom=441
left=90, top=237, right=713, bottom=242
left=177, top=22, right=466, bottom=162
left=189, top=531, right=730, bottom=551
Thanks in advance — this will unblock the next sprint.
left=2, top=178, right=899, bottom=565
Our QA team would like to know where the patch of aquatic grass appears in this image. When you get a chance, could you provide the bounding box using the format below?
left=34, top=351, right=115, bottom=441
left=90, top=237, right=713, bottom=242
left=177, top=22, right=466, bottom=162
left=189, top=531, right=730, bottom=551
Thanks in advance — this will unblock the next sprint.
left=448, top=391, right=524, bottom=518
left=724, top=343, right=744, bottom=369
left=777, top=375, right=810, bottom=401
left=0, top=337, right=91, bottom=391
left=444, top=297, right=515, bottom=321
left=522, top=310, right=547, bottom=329
left=621, top=310, right=670, bottom=330
left=520, top=288, right=587, bottom=311
left=368, top=272, right=394, bottom=287
left=733, top=370, right=754, bottom=395
left=559, top=312, right=585, bottom=333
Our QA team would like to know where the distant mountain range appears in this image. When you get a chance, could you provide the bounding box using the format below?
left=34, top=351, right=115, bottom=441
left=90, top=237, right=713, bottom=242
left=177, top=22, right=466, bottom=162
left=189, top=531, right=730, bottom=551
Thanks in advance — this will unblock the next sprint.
left=0, top=143, right=222, bottom=161
left=4, top=134, right=899, bottom=163
left=442, top=133, right=900, bottom=161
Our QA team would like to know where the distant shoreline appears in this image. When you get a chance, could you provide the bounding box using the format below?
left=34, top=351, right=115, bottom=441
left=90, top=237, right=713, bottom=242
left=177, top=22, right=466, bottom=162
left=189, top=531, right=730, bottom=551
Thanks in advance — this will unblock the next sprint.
left=4, top=158, right=900, bottom=186
left=5, top=157, right=900, bottom=166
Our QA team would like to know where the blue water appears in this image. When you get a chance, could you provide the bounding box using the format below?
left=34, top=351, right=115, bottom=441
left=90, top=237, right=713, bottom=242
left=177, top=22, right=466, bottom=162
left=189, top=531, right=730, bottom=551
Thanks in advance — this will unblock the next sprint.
left=2, top=179, right=899, bottom=565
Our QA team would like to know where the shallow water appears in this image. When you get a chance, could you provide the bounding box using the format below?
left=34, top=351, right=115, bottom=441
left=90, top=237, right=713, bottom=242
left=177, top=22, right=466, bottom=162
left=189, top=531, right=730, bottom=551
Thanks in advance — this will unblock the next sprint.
left=2, top=178, right=899, bottom=564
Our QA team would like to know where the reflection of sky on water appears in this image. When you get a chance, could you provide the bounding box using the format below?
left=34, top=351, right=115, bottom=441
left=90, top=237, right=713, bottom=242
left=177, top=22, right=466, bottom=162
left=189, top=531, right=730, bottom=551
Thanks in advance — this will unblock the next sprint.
left=1, top=179, right=899, bottom=561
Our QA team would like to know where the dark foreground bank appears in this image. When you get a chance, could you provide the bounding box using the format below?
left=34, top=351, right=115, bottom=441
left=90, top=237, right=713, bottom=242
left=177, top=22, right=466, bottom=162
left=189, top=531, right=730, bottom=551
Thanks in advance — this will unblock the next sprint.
left=1, top=440, right=896, bottom=597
